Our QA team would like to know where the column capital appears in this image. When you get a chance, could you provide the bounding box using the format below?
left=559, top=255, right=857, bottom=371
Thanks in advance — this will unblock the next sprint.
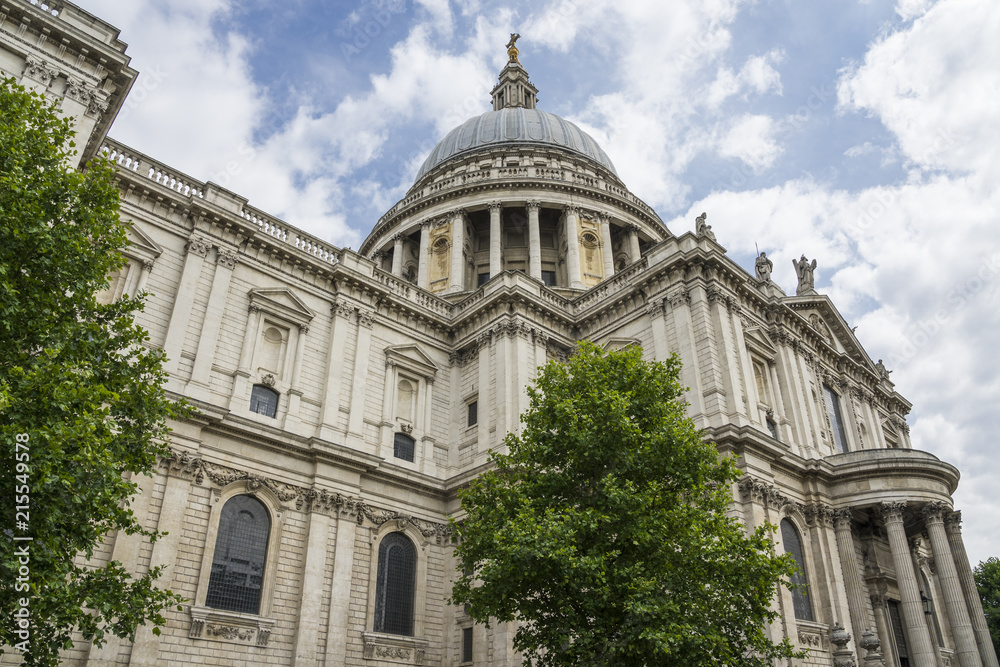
left=392, top=232, right=407, bottom=243
left=217, top=248, right=239, bottom=269
left=944, top=509, right=963, bottom=534
left=833, top=508, right=855, bottom=531
left=488, top=200, right=503, bottom=212
left=563, top=204, right=581, bottom=216
left=186, top=235, right=211, bottom=257
left=419, top=220, right=432, bottom=230
left=451, top=208, right=468, bottom=221
left=645, top=299, right=664, bottom=317
left=921, top=501, right=950, bottom=525
left=525, top=200, right=541, bottom=212
left=877, top=500, right=907, bottom=524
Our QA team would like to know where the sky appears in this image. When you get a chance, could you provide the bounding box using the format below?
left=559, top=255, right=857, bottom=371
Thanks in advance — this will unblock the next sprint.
left=74, top=0, right=999, bottom=564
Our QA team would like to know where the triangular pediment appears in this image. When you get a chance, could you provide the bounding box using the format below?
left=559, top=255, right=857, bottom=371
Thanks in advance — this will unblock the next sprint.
left=602, top=337, right=642, bottom=352
left=784, top=295, right=872, bottom=368
left=743, top=327, right=778, bottom=359
left=123, top=222, right=162, bottom=260
left=248, top=288, right=314, bottom=326
left=384, top=344, right=438, bottom=378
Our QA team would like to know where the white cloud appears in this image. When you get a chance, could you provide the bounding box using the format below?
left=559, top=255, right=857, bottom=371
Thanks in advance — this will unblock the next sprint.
left=718, top=114, right=781, bottom=170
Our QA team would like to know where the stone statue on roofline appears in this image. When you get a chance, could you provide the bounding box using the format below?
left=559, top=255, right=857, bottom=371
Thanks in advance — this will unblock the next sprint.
left=507, top=33, right=521, bottom=63
left=792, top=254, right=818, bottom=295
left=755, top=251, right=773, bottom=282
left=695, top=212, right=716, bottom=241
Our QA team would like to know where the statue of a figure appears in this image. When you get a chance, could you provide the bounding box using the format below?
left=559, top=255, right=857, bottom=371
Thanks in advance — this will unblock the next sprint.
left=792, top=254, right=817, bottom=295
left=506, top=33, right=521, bottom=63
left=755, top=251, right=773, bottom=282
left=874, top=359, right=891, bottom=380
left=695, top=212, right=716, bottom=241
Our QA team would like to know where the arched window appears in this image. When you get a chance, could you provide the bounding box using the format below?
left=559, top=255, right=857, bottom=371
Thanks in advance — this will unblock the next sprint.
left=780, top=518, right=814, bottom=621
left=250, top=384, right=279, bottom=418
left=393, top=432, right=415, bottom=463
left=374, top=532, right=417, bottom=636
left=205, top=495, right=271, bottom=614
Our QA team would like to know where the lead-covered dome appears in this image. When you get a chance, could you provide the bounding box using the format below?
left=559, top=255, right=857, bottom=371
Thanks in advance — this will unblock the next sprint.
left=414, top=107, right=618, bottom=182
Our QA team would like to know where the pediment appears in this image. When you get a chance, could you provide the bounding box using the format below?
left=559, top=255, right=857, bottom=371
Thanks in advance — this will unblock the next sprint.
left=602, top=337, right=642, bottom=352
left=743, top=327, right=778, bottom=359
left=784, top=295, right=871, bottom=367
left=248, top=288, right=314, bottom=326
left=384, top=344, right=438, bottom=379
left=123, top=222, right=162, bottom=260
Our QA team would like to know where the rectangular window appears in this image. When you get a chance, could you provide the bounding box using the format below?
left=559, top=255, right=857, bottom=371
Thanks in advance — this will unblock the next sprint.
left=467, top=400, right=478, bottom=427
left=541, top=270, right=557, bottom=287
left=888, top=600, right=910, bottom=667
left=462, top=627, right=473, bottom=663
left=477, top=273, right=490, bottom=287
left=823, top=385, right=849, bottom=453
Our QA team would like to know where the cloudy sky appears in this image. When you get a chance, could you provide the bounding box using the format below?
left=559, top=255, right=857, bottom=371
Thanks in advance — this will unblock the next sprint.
left=75, top=0, right=999, bottom=564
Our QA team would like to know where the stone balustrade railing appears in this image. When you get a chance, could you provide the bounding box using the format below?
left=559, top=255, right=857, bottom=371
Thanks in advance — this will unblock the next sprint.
left=25, top=0, right=61, bottom=16
left=101, top=143, right=204, bottom=199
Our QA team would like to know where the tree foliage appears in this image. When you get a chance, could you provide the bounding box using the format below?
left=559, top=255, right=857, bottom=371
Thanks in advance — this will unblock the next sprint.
left=0, top=78, right=183, bottom=666
left=975, top=557, right=1000, bottom=656
left=452, top=342, right=799, bottom=666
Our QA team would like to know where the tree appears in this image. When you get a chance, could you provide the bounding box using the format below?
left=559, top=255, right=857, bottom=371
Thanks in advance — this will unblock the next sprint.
left=975, top=557, right=1000, bottom=656
left=452, top=342, right=800, bottom=666
left=0, top=78, right=183, bottom=666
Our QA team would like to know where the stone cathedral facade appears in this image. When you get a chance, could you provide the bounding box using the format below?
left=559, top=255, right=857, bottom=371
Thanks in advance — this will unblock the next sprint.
left=2, top=3, right=997, bottom=667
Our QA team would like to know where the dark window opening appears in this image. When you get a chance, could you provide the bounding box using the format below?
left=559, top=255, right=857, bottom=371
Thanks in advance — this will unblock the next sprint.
left=766, top=418, right=779, bottom=441
left=467, top=400, right=478, bottom=427
left=477, top=272, right=490, bottom=287
left=823, top=385, right=849, bottom=453
left=250, top=384, right=279, bottom=418
left=206, top=495, right=270, bottom=614
left=462, top=627, right=473, bottom=662
left=393, top=432, right=415, bottom=462
left=374, top=533, right=417, bottom=636
left=780, top=518, right=814, bottom=621
left=541, top=270, right=557, bottom=287
left=888, top=600, right=910, bottom=667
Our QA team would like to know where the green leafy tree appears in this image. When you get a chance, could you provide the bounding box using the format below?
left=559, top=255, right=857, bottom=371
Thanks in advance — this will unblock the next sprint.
left=975, top=557, right=1000, bottom=656
left=0, top=78, right=183, bottom=666
left=452, top=342, right=800, bottom=666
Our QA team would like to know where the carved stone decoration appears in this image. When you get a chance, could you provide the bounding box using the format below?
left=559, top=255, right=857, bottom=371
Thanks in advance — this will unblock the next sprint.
left=256, top=627, right=271, bottom=647
left=22, top=56, right=59, bottom=86
left=64, top=76, right=95, bottom=105
left=877, top=501, right=907, bottom=524
left=921, top=501, right=949, bottom=524
left=400, top=422, right=414, bottom=434
left=798, top=630, right=823, bottom=648
left=737, top=477, right=790, bottom=510
left=666, top=286, right=691, bottom=309
left=189, top=619, right=205, bottom=638
left=206, top=624, right=256, bottom=642
left=159, top=450, right=204, bottom=483
left=261, top=373, right=276, bottom=387
left=830, top=623, right=857, bottom=667
left=362, top=633, right=428, bottom=664
left=217, top=248, right=239, bottom=269
left=358, top=310, right=376, bottom=328
left=186, top=235, right=211, bottom=257
left=858, top=628, right=884, bottom=664
left=333, top=300, right=356, bottom=320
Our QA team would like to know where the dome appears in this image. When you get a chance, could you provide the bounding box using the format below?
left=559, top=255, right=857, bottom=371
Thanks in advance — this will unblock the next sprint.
left=413, top=107, right=618, bottom=183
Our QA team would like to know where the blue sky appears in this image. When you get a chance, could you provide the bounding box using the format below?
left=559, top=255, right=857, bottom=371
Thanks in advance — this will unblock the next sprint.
left=78, top=0, right=1000, bottom=564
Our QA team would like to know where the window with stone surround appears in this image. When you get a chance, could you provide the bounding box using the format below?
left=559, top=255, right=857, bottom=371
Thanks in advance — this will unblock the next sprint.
left=462, top=626, right=473, bottom=663
left=205, top=495, right=270, bottom=614
left=249, top=384, right=279, bottom=418
left=374, top=532, right=417, bottom=636
left=780, top=518, right=814, bottom=622
left=393, top=432, right=416, bottom=462
left=823, top=384, right=850, bottom=453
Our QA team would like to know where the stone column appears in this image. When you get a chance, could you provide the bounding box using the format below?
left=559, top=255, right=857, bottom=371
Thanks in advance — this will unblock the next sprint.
left=489, top=201, right=503, bottom=278
left=835, top=509, right=883, bottom=662
left=317, top=301, right=355, bottom=441
left=924, top=503, right=983, bottom=667
left=563, top=205, right=583, bottom=289
left=324, top=512, right=358, bottom=666
left=417, top=222, right=430, bottom=289
left=187, top=247, right=239, bottom=402
left=599, top=214, right=614, bottom=279
left=391, top=233, right=405, bottom=276
left=293, top=507, right=332, bottom=666
left=346, top=309, right=375, bottom=452
left=881, top=501, right=938, bottom=667
left=135, top=259, right=155, bottom=295
left=946, top=511, right=1000, bottom=667
left=129, top=465, right=194, bottom=666
left=162, top=234, right=210, bottom=388
left=527, top=201, right=542, bottom=281
left=870, top=587, right=898, bottom=667
left=448, top=209, right=466, bottom=293
left=627, top=224, right=641, bottom=264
